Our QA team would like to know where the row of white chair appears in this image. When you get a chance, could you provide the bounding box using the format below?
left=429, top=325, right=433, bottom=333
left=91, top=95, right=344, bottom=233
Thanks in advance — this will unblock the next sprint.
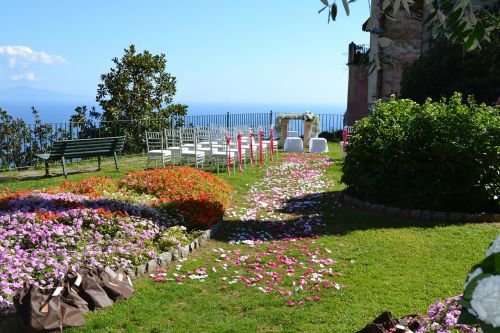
left=145, top=127, right=278, bottom=173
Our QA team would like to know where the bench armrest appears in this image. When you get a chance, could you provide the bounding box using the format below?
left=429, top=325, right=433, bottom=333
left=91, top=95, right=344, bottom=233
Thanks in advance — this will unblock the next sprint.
left=34, top=153, right=51, bottom=160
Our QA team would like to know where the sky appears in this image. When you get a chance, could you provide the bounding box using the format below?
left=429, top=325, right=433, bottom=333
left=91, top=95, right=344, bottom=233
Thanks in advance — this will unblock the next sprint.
left=0, top=1, right=369, bottom=107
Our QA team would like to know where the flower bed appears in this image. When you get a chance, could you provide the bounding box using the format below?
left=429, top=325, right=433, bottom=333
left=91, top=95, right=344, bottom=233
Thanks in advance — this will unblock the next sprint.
left=121, top=167, right=232, bottom=229
left=416, top=296, right=479, bottom=333
left=0, top=167, right=232, bottom=313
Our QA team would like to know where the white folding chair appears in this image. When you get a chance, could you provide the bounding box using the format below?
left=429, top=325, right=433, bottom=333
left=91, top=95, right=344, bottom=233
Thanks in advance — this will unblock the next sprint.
left=210, top=133, right=236, bottom=174
left=180, top=128, right=205, bottom=168
left=164, top=128, right=182, bottom=165
left=145, top=131, right=171, bottom=168
left=261, top=125, right=278, bottom=161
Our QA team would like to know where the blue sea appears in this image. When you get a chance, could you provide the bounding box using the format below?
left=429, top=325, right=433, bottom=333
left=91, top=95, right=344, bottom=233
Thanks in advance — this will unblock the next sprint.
left=2, top=100, right=346, bottom=125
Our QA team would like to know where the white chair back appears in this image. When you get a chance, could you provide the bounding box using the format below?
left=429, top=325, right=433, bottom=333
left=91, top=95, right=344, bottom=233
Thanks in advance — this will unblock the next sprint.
left=165, top=129, right=181, bottom=148
left=344, top=126, right=355, bottom=134
left=145, top=131, right=164, bottom=152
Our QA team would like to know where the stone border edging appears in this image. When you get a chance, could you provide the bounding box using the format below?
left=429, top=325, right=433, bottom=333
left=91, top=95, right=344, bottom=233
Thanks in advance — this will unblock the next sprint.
left=339, top=192, right=500, bottom=223
left=127, top=222, right=222, bottom=279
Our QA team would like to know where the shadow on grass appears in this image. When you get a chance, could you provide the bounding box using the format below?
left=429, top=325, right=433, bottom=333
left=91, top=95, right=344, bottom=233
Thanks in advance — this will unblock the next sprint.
left=0, top=168, right=104, bottom=183
left=212, top=190, right=497, bottom=243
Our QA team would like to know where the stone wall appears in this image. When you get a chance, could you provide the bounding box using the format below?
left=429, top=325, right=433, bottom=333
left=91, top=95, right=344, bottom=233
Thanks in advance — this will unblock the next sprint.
left=367, top=0, right=423, bottom=104
left=345, top=43, right=369, bottom=126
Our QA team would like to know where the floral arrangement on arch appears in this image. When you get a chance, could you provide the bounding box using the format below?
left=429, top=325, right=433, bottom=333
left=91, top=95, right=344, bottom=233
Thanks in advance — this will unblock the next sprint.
left=458, top=234, right=500, bottom=332
left=275, top=111, right=320, bottom=136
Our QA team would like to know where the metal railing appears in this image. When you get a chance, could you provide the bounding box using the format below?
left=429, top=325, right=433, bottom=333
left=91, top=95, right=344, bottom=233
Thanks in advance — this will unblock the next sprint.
left=0, top=111, right=346, bottom=170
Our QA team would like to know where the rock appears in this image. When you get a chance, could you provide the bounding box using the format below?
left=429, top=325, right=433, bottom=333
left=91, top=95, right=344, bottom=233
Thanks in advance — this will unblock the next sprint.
left=476, top=213, right=494, bottom=223
left=135, top=264, right=146, bottom=276
left=171, top=248, right=180, bottom=260
left=373, top=204, right=385, bottom=213
left=448, top=212, right=463, bottom=223
left=386, top=206, right=400, bottom=216
left=432, top=212, right=447, bottom=221
left=189, top=241, right=197, bottom=252
left=180, top=245, right=190, bottom=258
left=399, top=209, right=411, bottom=218
left=158, top=252, right=172, bottom=267
left=147, top=259, right=158, bottom=273
left=409, top=210, right=421, bottom=219
left=421, top=210, right=431, bottom=221
left=359, top=200, right=370, bottom=209
left=204, top=229, right=211, bottom=239
left=125, top=267, right=136, bottom=280
left=343, top=194, right=352, bottom=204
left=352, top=198, right=362, bottom=207
left=463, top=214, right=476, bottom=222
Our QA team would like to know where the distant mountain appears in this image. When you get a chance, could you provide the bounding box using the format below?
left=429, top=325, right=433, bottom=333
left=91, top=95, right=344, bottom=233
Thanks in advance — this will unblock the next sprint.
left=0, top=87, right=98, bottom=123
left=0, top=86, right=92, bottom=102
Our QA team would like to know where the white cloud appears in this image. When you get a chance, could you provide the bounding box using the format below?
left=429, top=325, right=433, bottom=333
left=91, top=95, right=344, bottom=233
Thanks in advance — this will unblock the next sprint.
left=10, top=72, right=37, bottom=81
left=0, top=45, right=65, bottom=67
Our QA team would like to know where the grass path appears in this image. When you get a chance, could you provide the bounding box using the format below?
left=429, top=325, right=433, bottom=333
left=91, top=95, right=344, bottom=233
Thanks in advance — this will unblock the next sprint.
left=66, top=148, right=499, bottom=333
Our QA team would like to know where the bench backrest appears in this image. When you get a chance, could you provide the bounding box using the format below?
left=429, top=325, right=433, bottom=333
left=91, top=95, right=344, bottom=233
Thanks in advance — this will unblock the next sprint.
left=48, top=136, right=125, bottom=159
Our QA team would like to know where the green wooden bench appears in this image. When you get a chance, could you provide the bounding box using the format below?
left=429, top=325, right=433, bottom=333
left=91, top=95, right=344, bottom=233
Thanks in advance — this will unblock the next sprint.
left=35, top=136, right=125, bottom=177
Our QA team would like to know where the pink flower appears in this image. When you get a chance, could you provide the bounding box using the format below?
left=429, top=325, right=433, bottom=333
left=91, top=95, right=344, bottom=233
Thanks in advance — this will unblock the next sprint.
left=153, top=275, right=165, bottom=282
left=286, top=300, right=295, bottom=307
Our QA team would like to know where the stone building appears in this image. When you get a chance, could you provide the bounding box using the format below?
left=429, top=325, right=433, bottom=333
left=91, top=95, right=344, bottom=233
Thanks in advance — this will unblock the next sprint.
left=344, top=0, right=497, bottom=126
left=345, top=43, right=369, bottom=125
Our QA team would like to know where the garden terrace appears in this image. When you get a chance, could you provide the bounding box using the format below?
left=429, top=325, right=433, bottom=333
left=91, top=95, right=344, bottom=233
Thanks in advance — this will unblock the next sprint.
left=0, top=143, right=498, bottom=332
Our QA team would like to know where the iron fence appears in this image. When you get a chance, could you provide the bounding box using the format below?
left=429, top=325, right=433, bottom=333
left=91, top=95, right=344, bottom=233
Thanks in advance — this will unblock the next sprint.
left=0, top=111, right=346, bottom=171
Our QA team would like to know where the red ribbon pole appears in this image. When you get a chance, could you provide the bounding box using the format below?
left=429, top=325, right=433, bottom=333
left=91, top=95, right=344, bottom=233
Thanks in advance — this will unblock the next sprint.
left=259, top=129, right=264, bottom=164
left=237, top=132, right=243, bottom=172
left=269, top=127, right=274, bottom=162
left=249, top=130, right=254, bottom=166
left=225, top=134, right=232, bottom=174
left=342, top=129, right=348, bottom=153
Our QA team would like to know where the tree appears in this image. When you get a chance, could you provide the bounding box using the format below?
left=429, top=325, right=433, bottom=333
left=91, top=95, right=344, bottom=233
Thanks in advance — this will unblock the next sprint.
left=0, top=107, right=63, bottom=169
left=96, top=44, right=187, bottom=152
left=69, top=105, right=101, bottom=139
left=319, top=0, right=497, bottom=52
left=400, top=10, right=500, bottom=104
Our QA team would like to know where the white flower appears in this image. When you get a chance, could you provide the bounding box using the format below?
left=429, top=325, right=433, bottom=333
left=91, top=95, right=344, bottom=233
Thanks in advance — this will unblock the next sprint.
left=302, top=111, right=314, bottom=121
left=470, top=275, right=500, bottom=327
left=486, top=234, right=500, bottom=257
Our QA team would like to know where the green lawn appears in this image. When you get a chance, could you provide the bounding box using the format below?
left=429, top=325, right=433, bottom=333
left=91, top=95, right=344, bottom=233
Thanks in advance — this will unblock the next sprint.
left=1, top=144, right=498, bottom=332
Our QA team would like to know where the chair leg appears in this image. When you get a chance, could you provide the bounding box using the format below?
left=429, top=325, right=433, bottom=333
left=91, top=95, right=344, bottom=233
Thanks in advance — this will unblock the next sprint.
left=44, top=160, right=49, bottom=176
left=113, top=152, right=119, bottom=171
left=97, top=156, right=101, bottom=171
left=61, top=157, right=67, bottom=178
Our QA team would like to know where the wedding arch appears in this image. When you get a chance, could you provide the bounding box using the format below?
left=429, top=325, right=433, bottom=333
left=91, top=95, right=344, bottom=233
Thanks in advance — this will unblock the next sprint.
left=275, top=111, right=320, bottom=148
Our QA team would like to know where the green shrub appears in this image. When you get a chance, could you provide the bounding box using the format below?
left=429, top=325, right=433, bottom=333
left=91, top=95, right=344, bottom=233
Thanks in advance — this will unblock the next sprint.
left=341, top=93, right=500, bottom=213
